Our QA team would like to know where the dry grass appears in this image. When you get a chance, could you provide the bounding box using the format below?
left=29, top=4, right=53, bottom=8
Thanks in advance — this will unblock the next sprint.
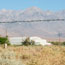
left=0, top=45, right=65, bottom=65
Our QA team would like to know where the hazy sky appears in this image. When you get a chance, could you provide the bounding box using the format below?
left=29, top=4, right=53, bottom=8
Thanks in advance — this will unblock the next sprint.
left=0, top=0, right=65, bottom=11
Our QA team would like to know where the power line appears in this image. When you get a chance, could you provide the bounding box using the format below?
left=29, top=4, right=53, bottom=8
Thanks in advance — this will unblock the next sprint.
left=0, top=19, right=65, bottom=23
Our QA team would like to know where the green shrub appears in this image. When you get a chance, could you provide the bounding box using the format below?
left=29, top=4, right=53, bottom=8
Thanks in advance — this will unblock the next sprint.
left=51, top=42, right=61, bottom=45
left=62, top=42, right=65, bottom=45
left=51, top=41, right=65, bottom=45
left=0, top=36, right=10, bottom=45
left=22, top=37, right=35, bottom=46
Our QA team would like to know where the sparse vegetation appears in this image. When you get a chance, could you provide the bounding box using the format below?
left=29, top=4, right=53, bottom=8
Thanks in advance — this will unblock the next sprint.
left=51, top=41, right=65, bottom=45
left=0, top=45, right=65, bottom=65
left=51, top=42, right=61, bottom=45
left=0, top=48, right=24, bottom=65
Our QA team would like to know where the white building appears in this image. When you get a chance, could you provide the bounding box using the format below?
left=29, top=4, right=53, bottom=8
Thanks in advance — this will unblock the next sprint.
left=8, top=37, right=51, bottom=46
left=30, top=37, right=51, bottom=45
left=8, top=37, right=26, bottom=45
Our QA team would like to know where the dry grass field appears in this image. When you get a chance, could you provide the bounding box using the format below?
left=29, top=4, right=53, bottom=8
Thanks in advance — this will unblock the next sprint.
left=0, top=45, right=65, bottom=65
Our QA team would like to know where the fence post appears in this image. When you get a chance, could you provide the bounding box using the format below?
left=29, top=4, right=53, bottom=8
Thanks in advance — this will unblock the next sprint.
left=4, top=43, right=7, bottom=48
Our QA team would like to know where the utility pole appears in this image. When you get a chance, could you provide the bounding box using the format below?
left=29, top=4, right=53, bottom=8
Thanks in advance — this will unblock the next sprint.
left=4, top=28, right=8, bottom=49
left=6, top=28, right=7, bottom=37
left=58, top=32, right=62, bottom=43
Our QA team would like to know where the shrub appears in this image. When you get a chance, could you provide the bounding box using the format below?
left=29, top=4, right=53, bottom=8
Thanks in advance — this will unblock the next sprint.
left=22, top=37, right=35, bottom=46
left=51, top=42, right=61, bottom=45
left=62, top=42, right=65, bottom=45
left=0, top=36, right=10, bottom=45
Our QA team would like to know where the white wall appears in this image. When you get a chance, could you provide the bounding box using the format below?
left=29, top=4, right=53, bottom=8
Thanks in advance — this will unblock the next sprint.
left=30, top=37, right=51, bottom=45
left=9, top=37, right=22, bottom=45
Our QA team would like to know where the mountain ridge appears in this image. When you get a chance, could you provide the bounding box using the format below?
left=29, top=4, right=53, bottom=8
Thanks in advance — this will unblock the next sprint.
left=0, top=7, right=65, bottom=40
left=0, top=7, right=65, bottom=22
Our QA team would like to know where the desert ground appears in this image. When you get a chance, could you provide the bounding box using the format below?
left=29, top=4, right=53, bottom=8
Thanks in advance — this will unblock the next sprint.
left=0, top=45, right=65, bottom=65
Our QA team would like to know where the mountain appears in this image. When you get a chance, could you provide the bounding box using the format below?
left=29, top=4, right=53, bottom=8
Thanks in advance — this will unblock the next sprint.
left=0, top=7, right=65, bottom=41
left=0, top=7, right=65, bottom=21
